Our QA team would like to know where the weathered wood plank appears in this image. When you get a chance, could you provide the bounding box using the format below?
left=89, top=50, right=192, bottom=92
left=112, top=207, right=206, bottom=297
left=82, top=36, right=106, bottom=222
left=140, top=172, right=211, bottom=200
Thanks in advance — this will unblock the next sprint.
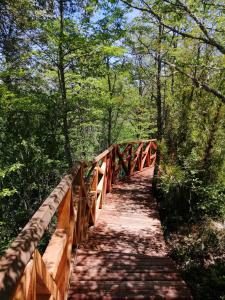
left=93, top=146, right=114, bottom=163
left=68, top=167, right=192, bottom=299
left=35, top=250, right=61, bottom=300
left=12, top=260, right=34, bottom=300
left=42, top=229, right=67, bottom=279
left=0, top=175, right=72, bottom=300
left=97, top=162, right=106, bottom=193
left=0, top=140, right=157, bottom=300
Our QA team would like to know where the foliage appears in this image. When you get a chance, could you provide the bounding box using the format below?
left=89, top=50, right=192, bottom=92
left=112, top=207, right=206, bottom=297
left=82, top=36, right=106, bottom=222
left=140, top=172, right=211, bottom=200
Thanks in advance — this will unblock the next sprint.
left=159, top=157, right=225, bottom=226
left=0, top=4, right=224, bottom=299
left=0, top=0, right=155, bottom=254
left=166, top=220, right=225, bottom=300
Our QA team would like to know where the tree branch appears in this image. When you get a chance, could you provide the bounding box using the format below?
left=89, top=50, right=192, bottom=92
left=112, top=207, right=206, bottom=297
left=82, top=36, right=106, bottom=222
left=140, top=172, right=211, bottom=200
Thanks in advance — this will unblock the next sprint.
left=164, top=60, right=225, bottom=103
left=121, top=0, right=225, bottom=54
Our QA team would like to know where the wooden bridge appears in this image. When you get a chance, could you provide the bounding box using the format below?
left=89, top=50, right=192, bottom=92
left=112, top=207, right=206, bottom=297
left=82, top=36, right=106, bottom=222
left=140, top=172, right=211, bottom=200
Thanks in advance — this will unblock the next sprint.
left=0, top=140, right=192, bottom=299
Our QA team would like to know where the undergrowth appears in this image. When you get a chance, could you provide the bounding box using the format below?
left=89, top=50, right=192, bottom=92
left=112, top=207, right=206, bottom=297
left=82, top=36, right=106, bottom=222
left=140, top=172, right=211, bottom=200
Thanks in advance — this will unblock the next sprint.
left=161, top=218, right=225, bottom=300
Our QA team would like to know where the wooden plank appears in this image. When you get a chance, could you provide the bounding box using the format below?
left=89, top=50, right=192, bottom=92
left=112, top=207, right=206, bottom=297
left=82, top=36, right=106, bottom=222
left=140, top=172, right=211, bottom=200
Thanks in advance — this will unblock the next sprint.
left=73, top=271, right=181, bottom=281
left=0, top=174, right=74, bottom=300
left=91, top=168, right=98, bottom=193
left=90, top=170, right=98, bottom=201
left=127, top=145, right=133, bottom=175
left=141, top=152, right=148, bottom=169
left=42, top=229, right=67, bottom=279
left=89, top=168, right=98, bottom=225
left=56, top=191, right=75, bottom=299
left=68, top=167, right=192, bottom=300
left=100, top=161, right=107, bottom=174
left=145, top=142, right=151, bottom=167
left=120, top=144, right=132, bottom=155
left=118, top=139, right=156, bottom=145
left=89, top=137, right=151, bottom=189
left=93, top=146, right=114, bottom=163
left=151, top=141, right=157, bottom=150
left=1, top=140, right=159, bottom=300
left=135, top=142, right=144, bottom=156
left=12, top=260, right=35, bottom=300
left=101, top=159, right=107, bottom=207
left=74, top=264, right=177, bottom=273
left=96, top=193, right=102, bottom=211
left=96, top=165, right=104, bottom=175
left=35, top=250, right=61, bottom=300
left=88, top=193, right=96, bottom=226
left=130, top=142, right=144, bottom=174
left=75, top=184, right=83, bottom=244
left=75, top=168, right=89, bottom=245
left=140, top=142, right=151, bottom=170
left=106, top=153, right=112, bottom=192
left=111, top=147, right=116, bottom=184
left=97, top=177, right=104, bottom=194
left=57, top=188, right=72, bottom=230
left=142, top=141, right=151, bottom=155
left=72, top=280, right=189, bottom=290
left=96, top=163, right=106, bottom=193
left=95, top=193, right=102, bottom=220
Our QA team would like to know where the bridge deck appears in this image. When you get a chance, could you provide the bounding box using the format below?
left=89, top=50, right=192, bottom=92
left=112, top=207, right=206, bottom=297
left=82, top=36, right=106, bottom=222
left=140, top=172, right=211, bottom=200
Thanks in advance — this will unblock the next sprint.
left=68, top=167, right=192, bottom=299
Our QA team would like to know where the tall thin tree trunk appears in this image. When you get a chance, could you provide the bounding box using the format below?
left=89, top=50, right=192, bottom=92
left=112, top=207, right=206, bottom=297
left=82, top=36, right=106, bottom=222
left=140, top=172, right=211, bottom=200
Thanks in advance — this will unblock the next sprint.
left=58, top=0, right=72, bottom=168
left=202, top=102, right=222, bottom=179
left=137, top=66, right=144, bottom=138
left=152, top=23, right=163, bottom=193
left=107, top=58, right=113, bottom=147
left=178, top=46, right=201, bottom=153
left=108, top=107, right=112, bottom=147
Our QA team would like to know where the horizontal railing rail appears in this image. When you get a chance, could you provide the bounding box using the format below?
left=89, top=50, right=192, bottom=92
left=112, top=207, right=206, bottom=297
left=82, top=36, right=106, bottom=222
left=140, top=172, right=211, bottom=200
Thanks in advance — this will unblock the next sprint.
left=0, top=139, right=157, bottom=300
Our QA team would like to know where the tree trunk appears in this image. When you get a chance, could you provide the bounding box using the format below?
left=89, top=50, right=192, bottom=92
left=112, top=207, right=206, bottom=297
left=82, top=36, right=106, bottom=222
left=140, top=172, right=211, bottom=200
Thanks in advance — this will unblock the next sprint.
left=152, top=23, right=163, bottom=193
left=58, top=0, right=73, bottom=168
left=202, top=102, right=222, bottom=180
left=107, top=58, right=113, bottom=147
left=108, top=107, right=112, bottom=147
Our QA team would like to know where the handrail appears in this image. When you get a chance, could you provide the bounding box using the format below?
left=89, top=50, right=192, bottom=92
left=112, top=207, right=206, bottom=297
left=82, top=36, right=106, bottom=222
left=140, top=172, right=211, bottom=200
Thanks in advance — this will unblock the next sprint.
left=0, top=139, right=157, bottom=300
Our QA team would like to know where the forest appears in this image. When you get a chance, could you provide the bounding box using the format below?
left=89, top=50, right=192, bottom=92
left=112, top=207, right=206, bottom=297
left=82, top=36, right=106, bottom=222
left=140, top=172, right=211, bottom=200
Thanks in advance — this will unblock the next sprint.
left=0, top=0, right=225, bottom=299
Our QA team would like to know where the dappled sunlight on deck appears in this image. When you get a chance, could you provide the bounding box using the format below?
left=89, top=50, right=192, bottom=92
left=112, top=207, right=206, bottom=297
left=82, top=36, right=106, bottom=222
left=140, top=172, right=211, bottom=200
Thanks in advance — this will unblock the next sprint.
left=68, top=168, right=192, bottom=299
left=0, top=140, right=191, bottom=299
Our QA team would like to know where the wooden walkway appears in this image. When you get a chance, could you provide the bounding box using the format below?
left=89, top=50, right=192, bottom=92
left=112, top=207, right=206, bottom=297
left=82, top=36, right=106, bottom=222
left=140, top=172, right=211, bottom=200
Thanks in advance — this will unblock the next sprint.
left=68, top=167, right=192, bottom=299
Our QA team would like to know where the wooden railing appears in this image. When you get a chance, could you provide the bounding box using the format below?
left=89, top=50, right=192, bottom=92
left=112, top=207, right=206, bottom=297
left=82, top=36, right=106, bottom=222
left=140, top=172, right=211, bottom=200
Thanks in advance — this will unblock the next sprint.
left=0, top=139, right=157, bottom=300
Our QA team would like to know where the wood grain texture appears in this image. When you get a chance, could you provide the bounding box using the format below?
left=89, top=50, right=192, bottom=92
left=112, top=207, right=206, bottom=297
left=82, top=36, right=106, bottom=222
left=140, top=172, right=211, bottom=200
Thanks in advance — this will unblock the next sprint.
left=68, top=168, right=192, bottom=299
left=0, top=140, right=157, bottom=300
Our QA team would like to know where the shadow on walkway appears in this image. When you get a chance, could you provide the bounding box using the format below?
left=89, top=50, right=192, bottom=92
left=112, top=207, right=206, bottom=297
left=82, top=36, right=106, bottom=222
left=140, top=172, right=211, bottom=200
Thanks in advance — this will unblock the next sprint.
left=68, top=167, right=192, bottom=299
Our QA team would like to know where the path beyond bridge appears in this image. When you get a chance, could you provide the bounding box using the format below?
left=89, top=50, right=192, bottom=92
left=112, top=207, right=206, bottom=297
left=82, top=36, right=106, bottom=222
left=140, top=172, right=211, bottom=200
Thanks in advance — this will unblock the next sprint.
left=0, top=140, right=192, bottom=299
left=68, top=168, right=192, bottom=299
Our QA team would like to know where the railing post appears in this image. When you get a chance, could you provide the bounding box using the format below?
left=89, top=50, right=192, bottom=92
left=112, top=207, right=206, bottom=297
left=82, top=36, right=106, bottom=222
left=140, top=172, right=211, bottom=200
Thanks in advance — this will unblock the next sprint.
left=100, top=156, right=107, bottom=208
left=111, top=146, right=116, bottom=183
left=0, top=139, right=158, bottom=300
left=146, top=141, right=151, bottom=167
left=89, top=165, right=98, bottom=226
left=128, top=144, right=133, bottom=176
left=137, top=143, right=142, bottom=171
left=91, top=166, right=98, bottom=191
left=74, top=165, right=84, bottom=245
left=150, top=141, right=157, bottom=166
left=140, top=144, right=143, bottom=171
left=106, top=152, right=112, bottom=193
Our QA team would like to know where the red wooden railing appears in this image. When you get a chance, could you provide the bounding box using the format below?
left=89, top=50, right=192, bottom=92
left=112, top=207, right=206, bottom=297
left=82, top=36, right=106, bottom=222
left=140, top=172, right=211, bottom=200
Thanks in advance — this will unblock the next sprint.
left=0, top=139, right=157, bottom=300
